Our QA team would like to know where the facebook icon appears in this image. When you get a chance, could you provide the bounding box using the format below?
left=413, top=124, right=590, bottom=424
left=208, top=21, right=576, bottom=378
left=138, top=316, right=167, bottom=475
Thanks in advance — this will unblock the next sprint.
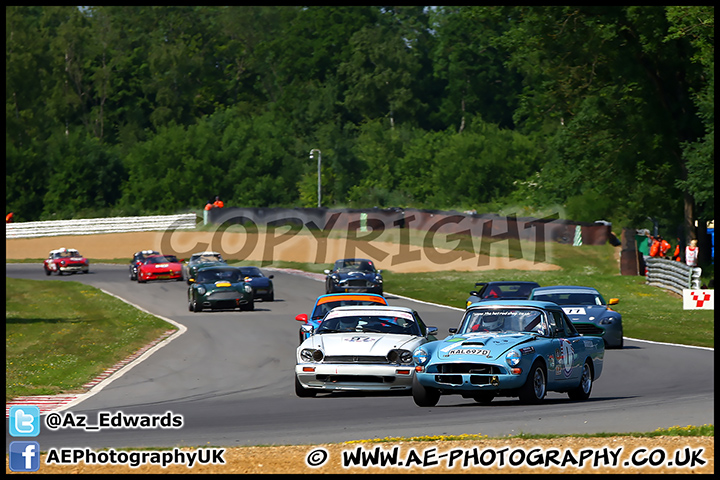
left=9, top=441, right=41, bottom=472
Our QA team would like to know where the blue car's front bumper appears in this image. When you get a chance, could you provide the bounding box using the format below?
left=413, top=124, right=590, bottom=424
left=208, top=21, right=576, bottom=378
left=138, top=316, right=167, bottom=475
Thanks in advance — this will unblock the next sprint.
left=415, top=364, right=526, bottom=393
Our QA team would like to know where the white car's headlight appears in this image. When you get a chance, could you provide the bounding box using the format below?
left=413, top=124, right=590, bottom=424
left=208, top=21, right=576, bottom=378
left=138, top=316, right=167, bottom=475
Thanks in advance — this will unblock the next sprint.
left=506, top=349, right=521, bottom=367
left=387, top=349, right=414, bottom=365
left=300, top=348, right=324, bottom=363
left=413, top=348, right=429, bottom=366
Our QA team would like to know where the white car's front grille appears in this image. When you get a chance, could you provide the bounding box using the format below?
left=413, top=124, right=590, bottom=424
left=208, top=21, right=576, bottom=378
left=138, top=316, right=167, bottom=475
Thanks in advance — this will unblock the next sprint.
left=323, top=355, right=388, bottom=364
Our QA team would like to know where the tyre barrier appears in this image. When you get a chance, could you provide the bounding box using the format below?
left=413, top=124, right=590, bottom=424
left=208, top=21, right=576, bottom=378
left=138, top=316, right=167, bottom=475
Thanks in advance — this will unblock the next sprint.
left=645, top=257, right=702, bottom=295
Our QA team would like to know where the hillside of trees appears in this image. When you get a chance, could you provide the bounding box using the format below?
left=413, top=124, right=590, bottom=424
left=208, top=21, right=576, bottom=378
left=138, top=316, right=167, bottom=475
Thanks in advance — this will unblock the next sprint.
left=5, top=6, right=714, bottom=241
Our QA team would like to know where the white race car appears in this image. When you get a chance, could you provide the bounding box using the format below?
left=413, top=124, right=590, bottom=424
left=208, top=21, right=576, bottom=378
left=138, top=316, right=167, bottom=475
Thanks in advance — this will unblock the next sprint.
left=295, top=305, right=437, bottom=397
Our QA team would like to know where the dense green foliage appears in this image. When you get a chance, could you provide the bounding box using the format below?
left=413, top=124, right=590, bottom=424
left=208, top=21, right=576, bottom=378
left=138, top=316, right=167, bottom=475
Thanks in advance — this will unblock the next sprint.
left=6, top=6, right=713, bottom=240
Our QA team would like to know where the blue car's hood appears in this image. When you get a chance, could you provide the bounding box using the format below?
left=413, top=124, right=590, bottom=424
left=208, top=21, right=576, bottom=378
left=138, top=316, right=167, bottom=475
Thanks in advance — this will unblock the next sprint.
left=561, top=305, right=613, bottom=322
left=433, top=332, right=536, bottom=361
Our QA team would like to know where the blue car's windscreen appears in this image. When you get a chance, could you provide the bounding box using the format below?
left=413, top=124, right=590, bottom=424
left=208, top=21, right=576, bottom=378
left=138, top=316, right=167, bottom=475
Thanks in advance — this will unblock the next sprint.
left=334, top=259, right=376, bottom=273
left=239, top=267, right=263, bottom=277
left=460, top=308, right=545, bottom=334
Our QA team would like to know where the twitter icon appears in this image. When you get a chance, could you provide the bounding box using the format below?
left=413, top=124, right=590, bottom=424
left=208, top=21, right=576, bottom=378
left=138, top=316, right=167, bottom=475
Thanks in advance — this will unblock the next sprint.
left=9, top=406, right=40, bottom=437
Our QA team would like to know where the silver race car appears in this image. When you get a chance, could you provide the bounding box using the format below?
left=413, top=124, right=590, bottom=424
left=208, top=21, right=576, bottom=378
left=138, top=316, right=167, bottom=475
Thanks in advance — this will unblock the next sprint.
left=529, top=285, right=624, bottom=349
left=295, top=305, right=437, bottom=397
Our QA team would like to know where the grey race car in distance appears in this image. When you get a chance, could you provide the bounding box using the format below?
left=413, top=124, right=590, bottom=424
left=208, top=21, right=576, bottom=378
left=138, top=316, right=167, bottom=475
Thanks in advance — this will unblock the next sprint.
left=528, top=285, right=623, bottom=349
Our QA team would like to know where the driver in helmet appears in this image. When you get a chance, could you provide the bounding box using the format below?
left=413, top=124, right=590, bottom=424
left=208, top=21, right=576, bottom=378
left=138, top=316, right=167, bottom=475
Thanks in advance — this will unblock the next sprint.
left=470, top=315, right=504, bottom=332
left=337, top=317, right=358, bottom=332
left=470, top=314, right=504, bottom=332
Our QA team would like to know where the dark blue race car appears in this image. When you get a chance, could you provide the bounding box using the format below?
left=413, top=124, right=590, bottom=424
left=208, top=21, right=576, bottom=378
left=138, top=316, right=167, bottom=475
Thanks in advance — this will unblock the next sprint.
left=239, top=266, right=274, bottom=302
left=465, top=281, right=540, bottom=308
left=324, top=258, right=383, bottom=295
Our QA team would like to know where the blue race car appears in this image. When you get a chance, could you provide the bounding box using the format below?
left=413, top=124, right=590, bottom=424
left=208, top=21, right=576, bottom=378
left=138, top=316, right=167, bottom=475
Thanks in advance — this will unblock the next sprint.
left=239, top=266, right=275, bottom=302
left=324, top=258, right=383, bottom=295
left=412, top=300, right=604, bottom=407
left=295, top=293, right=388, bottom=344
left=528, top=286, right=623, bottom=349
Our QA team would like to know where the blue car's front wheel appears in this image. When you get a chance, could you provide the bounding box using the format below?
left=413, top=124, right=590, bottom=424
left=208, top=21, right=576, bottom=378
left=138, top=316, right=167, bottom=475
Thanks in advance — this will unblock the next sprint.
left=568, top=361, right=593, bottom=401
left=412, top=376, right=440, bottom=407
left=472, top=392, right=496, bottom=404
left=519, top=360, right=546, bottom=404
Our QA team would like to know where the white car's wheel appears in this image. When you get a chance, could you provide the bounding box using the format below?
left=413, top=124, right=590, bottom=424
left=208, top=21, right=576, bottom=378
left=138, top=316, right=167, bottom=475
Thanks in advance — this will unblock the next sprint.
left=295, top=376, right=316, bottom=397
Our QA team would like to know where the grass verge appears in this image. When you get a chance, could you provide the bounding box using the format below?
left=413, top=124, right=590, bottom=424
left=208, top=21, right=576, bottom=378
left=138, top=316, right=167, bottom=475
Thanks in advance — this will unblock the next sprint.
left=5, top=278, right=177, bottom=401
left=346, top=424, right=715, bottom=443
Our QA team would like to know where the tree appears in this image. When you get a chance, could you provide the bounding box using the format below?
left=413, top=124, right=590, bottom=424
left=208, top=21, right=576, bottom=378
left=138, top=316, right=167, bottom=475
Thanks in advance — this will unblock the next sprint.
left=5, top=6, right=711, bottom=225
left=494, top=7, right=709, bottom=236
left=429, top=6, right=522, bottom=131
left=338, top=11, right=428, bottom=128
left=666, top=6, right=714, bottom=231
left=41, top=130, right=124, bottom=218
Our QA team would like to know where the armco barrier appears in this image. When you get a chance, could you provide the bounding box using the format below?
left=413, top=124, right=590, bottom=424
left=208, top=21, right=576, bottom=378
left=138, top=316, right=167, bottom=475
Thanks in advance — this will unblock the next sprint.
left=5, top=213, right=197, bottom=239
left=645, top=257, right=702, bottom=295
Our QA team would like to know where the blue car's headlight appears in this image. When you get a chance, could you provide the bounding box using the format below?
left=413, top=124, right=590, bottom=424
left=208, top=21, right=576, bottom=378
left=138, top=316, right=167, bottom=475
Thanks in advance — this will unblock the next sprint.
left=506, top=350, right=521, bottom=367
left=413, top=348, right=430, bottom=366
left=599, top=317, right=614, bottom=325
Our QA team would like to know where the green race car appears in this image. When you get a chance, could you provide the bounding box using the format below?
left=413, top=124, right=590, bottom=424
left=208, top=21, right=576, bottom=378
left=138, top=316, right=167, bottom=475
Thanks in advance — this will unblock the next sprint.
left=188, top=266, right=254, bottom=312
left=184, top=251, right=227, bottom=284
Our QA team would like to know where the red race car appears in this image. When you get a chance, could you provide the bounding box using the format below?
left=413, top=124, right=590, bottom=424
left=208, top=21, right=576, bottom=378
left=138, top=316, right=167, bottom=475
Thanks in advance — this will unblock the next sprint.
left=44, top=247, right=90, bottom=275
left=136, top=254, right=184, bottom=283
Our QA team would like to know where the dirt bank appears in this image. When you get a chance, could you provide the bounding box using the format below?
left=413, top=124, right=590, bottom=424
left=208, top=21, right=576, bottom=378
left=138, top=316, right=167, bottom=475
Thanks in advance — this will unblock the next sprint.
left=5, top=230, right=561, bottom=273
